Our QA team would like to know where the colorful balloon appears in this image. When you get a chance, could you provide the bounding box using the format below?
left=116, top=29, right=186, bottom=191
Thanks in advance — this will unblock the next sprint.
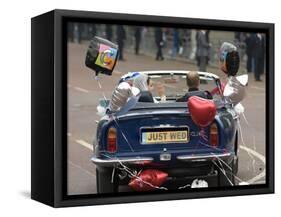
left=188, top=96, right=216, bottom=128
left=85, top=36, right=119, bottom=76
left=219, top=42, right=240, bottom=77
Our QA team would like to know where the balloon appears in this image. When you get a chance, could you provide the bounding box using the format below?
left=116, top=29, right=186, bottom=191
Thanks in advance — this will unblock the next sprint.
left=188, top=96, right=216, bottom=128
left=109, top=82, right=133, bottom=112
left=128, top=169, right=168, bottom=191
left=219, top=42, right=240, bottom=77
left=109, top=82, right=140, bottom=114
left=116, top=94, right=140, bottom=116
left=236, top=74, right=248, bottom=86
left=96, top=105, right=106, bottom=117
left=234, top=103, right=245, bottom=115
left=85, top=36, right=119, bottom=76
left=223, top=75, right=248, bottom=105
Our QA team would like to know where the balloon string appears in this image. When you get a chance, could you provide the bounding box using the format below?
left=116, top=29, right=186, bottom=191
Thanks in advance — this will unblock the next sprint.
left=95, top=76, right=107, bottom=101
left=237, top=119, right=256, bottom=174
left=201, top=143, right=235, bottom=186
left=101, top=153, right=168, bottom=191
left=198, top=138, right=247, bottom=184
left=94, top=74, right=135, bottom=152
left=211, top=153, right=246, bottom=184
left=199, top=128, right=208, bottom=142
left=195, top=128, right=208, bottom=149
left=242, top=112, right=257, bottom=152
left=212, top=160, right=234, bottom=186
left=102, top=153, right=192, bottom=191
left=111, top=115, right=135, bottom=152
left=197, top=128, right=240, bottom=185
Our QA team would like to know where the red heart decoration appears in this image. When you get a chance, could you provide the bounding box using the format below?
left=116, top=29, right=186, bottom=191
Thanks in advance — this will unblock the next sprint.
left=128, top=169, right=168, bottom=191
left=188, top=96, right=216, bottom=128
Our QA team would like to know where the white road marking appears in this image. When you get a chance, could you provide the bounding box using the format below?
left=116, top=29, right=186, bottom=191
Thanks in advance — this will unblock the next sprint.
left=240, top=146, right=265, bottom=164
left=247, top=171, right=266, bottom=184
left=74, top=86, right=90, bottom=93
left=73, top=103, right=81, bottom=107
left=250, top=86, right=265, bottom=91
left=68, top=160, right=96, bottom=177
left=240, top=145, right=266, bottom=184
left=76, top=139, right=93, bottom=151
left=252, top=179, right=266, bottom=184
left=249, top=93, right=265, bottom=96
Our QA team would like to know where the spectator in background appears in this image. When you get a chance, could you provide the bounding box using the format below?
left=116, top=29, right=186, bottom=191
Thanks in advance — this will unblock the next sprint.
left=205, top=30, right=210, bottom=43
left=196, top=30, right=210, bottom=72
left=88, top=24, right=96, bottom=40
left=105, top=25, right=113, bottom=41
left=195, top=30, right=200, bottom=66
left=180, top=29, right=191, bottom=56
left=205, top=30, right=210, bottom=65
left=172, top=29, right=180, bottom=58
left=116, top=25, right=126, bottom=61
left=234, top=32, right=241, bottom=42
left=134, top=27, right=142, bottom=55
left=73, top=23, right=81, bottom=44
left=234, top=32, right=247, bottom=66
left=245, top=33, right=255, bottom=73
left=155, top=27, right=164, bottom=61
left=253, top=33, right=265, bottom=81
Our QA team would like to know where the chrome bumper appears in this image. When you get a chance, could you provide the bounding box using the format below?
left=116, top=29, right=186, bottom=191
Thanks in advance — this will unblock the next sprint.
left=177, top=152, right=232, bottom=162
left=91, top=156, right=154, bottom=167
left=91, top=152, right=232, bottom=166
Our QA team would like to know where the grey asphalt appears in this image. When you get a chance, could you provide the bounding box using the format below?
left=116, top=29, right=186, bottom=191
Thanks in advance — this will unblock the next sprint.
left=67, top=42, right=266, bottom=195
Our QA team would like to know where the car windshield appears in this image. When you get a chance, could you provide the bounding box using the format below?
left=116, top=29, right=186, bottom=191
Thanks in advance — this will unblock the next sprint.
left=148, top=73, right=221, bottom=102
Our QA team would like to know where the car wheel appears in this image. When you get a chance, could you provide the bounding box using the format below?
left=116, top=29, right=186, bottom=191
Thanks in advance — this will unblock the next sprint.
left=96, top=167, right=119, bottom=194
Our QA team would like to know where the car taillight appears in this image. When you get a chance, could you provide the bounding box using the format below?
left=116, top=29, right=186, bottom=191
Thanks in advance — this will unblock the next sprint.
left=210, top=123, right=219, bottom=147
left=107, top=127, right=117, bottom=153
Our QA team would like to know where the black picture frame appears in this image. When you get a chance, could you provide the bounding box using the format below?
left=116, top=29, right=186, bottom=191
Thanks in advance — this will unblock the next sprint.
left=31, top=9, right=274, bottom=207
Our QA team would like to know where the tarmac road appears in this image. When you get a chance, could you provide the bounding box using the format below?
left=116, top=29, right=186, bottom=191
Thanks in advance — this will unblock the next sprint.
left=67, top=42, right=266, bottom=195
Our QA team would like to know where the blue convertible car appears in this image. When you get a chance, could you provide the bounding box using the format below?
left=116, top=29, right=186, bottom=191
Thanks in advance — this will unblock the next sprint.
left=91, top=71, right=239, bottom=193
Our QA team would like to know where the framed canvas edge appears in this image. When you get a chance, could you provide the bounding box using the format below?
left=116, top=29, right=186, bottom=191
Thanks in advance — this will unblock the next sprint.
left=49, top=9, right=274, bottom=207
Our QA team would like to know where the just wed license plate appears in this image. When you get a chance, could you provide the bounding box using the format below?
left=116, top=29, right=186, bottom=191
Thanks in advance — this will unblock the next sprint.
left=141, top=127, right=189, bottom=144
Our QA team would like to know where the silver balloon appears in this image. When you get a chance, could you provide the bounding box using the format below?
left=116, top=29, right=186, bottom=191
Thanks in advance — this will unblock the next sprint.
left=223, top=75, right=248, bottom=105
left=109, top=82, right=140, bottom=112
